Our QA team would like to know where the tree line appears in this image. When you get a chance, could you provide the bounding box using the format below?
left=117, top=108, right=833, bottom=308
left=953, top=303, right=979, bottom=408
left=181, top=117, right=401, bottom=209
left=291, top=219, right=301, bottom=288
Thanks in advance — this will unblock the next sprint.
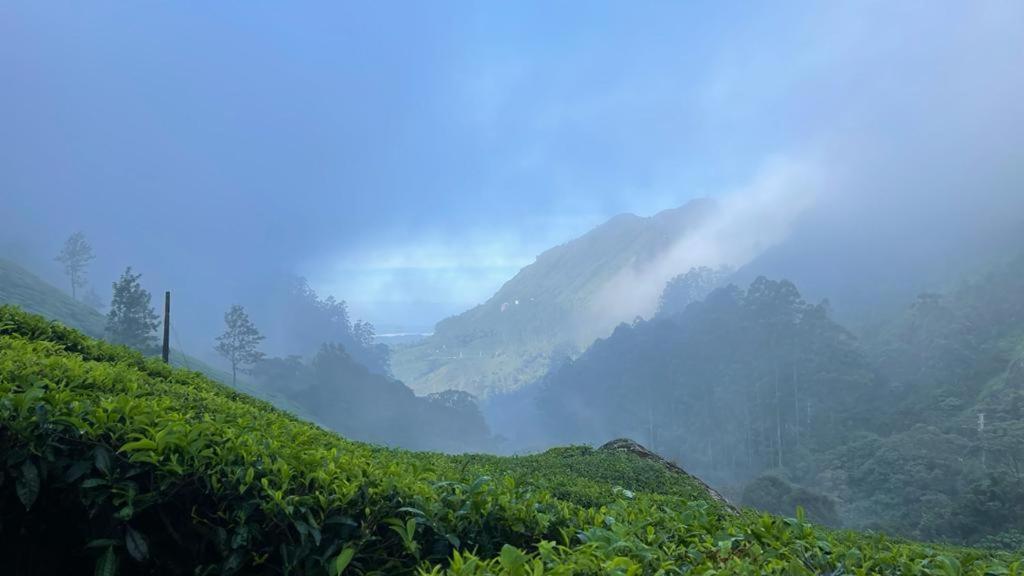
left=50, top=231, right=494, bottom=453
left=534, top=260, right=1024, bottom=547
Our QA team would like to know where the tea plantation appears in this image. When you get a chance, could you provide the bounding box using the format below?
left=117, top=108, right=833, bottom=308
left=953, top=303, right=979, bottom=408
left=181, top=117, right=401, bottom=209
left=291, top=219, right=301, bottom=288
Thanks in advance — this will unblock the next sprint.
left=0, top=305, right=1019, bottom=574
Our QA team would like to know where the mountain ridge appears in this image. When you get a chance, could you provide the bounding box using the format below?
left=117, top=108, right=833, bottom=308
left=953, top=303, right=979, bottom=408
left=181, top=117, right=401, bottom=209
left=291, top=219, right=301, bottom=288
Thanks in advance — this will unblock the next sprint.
left=391, top=198, right=718, bottom=396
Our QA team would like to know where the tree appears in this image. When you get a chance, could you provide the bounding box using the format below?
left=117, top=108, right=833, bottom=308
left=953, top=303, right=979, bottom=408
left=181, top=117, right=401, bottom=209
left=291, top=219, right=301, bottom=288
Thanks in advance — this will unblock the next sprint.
left=55, top=231, right=94, bottom=300
left=657, top=265, right=733, bottom=318
left=270, top=276, right=390, bottom=374
left=215, top=305, right=265, bottom=387
left=353, top=320, right=376, bottom=349
left=106, top=267, right=159, bottom=351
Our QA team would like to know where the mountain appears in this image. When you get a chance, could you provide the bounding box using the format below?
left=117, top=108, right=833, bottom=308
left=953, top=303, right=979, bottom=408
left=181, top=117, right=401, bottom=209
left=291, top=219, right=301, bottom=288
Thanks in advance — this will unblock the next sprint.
left=834, top=253, right=1024, bottom=543
left=1, top=305, right=1015, bottom=573
left=391, top=199, right=717, bottom=397
left=536, top=276, right=882, bottom=487
left=530, top=255, right=1024, bottom=546
left=734, top=205, right=1024, bottom=331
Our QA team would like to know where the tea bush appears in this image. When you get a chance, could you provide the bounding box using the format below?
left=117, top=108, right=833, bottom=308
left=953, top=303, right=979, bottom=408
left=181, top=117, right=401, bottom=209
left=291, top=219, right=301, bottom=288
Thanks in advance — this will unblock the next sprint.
left=0, top=305, right=1019, bottom=574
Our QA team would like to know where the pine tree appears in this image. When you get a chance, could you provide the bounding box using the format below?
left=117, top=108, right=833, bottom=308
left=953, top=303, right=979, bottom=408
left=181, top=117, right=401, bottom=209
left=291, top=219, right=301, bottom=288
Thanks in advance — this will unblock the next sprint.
left=215, top=305, right=266, bottom=387
left=106, top=267, right=160, bottom=352
left=55, top=231, right=95, bottom=300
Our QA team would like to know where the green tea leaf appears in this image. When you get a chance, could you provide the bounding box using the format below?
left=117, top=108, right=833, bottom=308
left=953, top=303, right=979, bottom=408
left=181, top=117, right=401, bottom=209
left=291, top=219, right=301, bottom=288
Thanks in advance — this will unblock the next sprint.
left=95, top=547, right=117, bottom=576
left=499, top=544, right=528, bottom=571
left=125, top=526, right=149, bottom=562
left=119, top=439, right=158, bottom=453
left=81, top=478, right=107, bottom=489
left=65, top=459, right=92, bottom=482
left=16, top=460, right=40, bottom=511
left=330, top=547, right=355, bottom=576
left=94, top=447, right=112, bottom=475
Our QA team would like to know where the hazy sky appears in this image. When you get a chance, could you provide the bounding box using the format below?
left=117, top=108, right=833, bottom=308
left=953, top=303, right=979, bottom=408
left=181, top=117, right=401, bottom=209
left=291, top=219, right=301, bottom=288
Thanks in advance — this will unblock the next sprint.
left=3, top=1, right=1023, bottom=334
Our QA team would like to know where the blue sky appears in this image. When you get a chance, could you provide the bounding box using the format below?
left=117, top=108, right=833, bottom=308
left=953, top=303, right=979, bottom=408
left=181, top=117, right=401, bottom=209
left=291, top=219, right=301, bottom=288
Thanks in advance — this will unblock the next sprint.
left=3, top=1, right=1023, bottom=333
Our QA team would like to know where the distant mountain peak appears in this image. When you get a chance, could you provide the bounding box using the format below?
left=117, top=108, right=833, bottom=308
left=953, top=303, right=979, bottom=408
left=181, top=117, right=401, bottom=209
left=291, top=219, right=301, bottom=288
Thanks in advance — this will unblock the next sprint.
left=391, top=198, right=718, bottom=397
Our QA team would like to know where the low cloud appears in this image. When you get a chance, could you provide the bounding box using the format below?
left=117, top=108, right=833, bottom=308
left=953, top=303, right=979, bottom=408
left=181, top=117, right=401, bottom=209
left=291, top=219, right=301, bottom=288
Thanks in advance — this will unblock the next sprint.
left=585, top=156, right=822, bottom=340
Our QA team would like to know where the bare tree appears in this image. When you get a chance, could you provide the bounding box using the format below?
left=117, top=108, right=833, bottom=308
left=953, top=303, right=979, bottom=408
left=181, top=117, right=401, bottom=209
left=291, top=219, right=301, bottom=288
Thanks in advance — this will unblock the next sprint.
left=55, top=231, right=95, bottom=300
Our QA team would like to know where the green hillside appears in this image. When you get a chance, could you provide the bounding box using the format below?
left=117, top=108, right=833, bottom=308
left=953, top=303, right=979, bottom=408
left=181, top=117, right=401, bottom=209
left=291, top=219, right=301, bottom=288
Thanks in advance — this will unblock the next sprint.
left=1, top=306, right=1018, bottom=574
left=0, top=257, right=239, bottom=383
left=0, top=257, right=484, bottom=450
left=0, top=257, right=107, bottom=337
left=392, top=200, right=716, bottom=397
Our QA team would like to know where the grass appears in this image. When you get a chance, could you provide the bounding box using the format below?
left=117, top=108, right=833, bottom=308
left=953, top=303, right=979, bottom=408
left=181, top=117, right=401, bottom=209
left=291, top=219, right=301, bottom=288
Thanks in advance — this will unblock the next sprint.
left=0, top=305, right=1020, bottom=575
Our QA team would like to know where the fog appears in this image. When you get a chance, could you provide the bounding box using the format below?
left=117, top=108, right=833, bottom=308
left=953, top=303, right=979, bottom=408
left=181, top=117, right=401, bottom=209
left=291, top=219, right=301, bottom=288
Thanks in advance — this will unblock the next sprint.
left=587, top=157, right=821, bottom=337
left=3, top=0, right=1024, bottom=484
left=5, top=3, right=1021, bottom=344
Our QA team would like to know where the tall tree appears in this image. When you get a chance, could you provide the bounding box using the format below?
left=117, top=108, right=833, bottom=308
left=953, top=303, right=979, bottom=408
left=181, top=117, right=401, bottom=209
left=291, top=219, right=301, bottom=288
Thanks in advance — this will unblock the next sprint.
left=106, top=267, right=160, bottom=352
left=215, top=305, right=265, bottom=387
left=55, top=231, right=95, bottom=300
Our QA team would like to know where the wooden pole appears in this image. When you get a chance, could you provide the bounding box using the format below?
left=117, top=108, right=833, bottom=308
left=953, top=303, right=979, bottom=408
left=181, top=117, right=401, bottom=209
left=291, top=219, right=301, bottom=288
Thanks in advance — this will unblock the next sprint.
left=162, top=291, right=171, bottom=364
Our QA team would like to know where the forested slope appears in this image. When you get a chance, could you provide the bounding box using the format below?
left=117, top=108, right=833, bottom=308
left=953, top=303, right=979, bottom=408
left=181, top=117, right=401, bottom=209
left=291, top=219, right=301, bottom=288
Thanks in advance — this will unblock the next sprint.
left=2, top=306, right=1017, bottom=574
left=538, top=276, right=882, bottom=486
left=0, top=260, right=494, bottom=454
left=840, top=254, right=1024, bottom=545
left=391, top=200, right=716, bottom=397
left=536, top=256, right=1024, bottom=547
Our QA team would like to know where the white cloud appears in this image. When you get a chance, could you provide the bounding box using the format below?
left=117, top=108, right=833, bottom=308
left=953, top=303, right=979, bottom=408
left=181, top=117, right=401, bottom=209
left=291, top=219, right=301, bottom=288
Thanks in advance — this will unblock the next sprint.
left=585, top=155, right=822, bottom=338
left=305, top=217, right=606, bottom=326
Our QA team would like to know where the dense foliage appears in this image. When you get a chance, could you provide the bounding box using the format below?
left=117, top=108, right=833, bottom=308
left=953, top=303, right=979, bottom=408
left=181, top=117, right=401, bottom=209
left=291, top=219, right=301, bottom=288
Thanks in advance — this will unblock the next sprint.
left=838, top=255, right=1024, bottom=544
left=254, top=344, right=493, bottom=453
left=655, top=266, right=731, bottom=318
left=539, top=276, right=881, bottom=484
left=740, top=475, right=839, bottom=527
left=535, top=256, right=1024, bottom=548
left=2, top=305, right=1018, bottom=574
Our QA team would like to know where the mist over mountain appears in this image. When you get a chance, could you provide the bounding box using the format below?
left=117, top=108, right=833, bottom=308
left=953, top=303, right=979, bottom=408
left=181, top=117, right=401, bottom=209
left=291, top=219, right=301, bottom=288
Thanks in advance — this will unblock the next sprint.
left=5, top=0, right=1024, bottom=564
left=511, top=253, right=1024, bottom=542
left=393, top=157, right=825, bottom=397
left=391, top=199, right=714, bottom=395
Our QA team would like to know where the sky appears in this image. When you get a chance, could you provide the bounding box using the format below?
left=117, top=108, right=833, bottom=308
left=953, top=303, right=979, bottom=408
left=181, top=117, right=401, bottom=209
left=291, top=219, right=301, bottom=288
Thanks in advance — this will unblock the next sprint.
left=3, top=1, right=1023, bottom=339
